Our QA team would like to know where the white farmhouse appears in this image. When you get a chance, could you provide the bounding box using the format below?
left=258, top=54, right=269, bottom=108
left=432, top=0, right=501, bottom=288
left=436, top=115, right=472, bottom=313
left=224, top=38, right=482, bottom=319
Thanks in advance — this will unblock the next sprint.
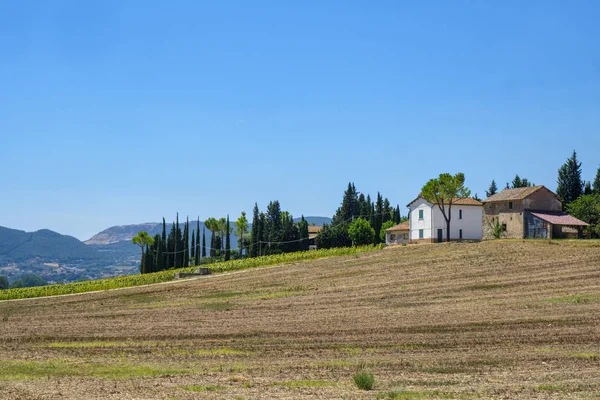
left=407, top=196, right=483, bottom=243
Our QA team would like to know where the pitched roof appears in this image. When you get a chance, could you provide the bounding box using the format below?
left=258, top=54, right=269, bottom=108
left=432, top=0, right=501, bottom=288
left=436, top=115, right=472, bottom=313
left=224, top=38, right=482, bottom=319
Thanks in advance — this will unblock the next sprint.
left=530, top=212, right=589, bottom=226
left=385, top=221, right=410, bottom=232
left=407, top=195, right=482, bottom=207
left=307, top=226, right=322, bottom=234
left=483, top=185, right=547, bottom=202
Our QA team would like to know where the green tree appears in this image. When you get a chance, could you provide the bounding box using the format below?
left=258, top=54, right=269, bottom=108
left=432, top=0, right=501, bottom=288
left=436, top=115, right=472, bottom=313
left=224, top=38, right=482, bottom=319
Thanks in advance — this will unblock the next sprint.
left=201, top=226, right=207, bottom=258
left=10, top=275, right=47, bottom=288
left=380, top=220, right=396, bottom=243
left=333, top=182, right=359, bottom=224
left=511, top=175, right=533, bottom=188
left=566, top=194, right=600, bottom=238
left=485, top=180, right=498, bottom=198
left=298, top=215, right=310, bottom=251
left=421, top=172, right=471, bottom=242
left=348, top=218, right=375, bottom=246
left=132, top=231, right=155, bottom=273
left=195, top=218, right=201, bottom=265
left=225, top=214, right=231, bottom=261
left=0, top=275, right=8, bottom=290
left=234, top=211, right=249, bottom=257
left=584, top=181, right=593, bottom=195
left=374, top=192, right=384, bottom=243
left=593, top=167, right=600, bottom=194
left=250, top=203, right=260, bottom=257
left=183, top=217, right=190, bottom=267
left=557, top=150, right=584, bottom=206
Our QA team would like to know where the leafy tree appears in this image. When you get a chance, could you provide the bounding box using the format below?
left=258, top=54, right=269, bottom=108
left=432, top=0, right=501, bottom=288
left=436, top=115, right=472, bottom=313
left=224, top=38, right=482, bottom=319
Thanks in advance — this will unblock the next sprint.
left=204, top=218, right=219, bottom=258
left=315, top=223, right=350, bottom=249
left=380, top=220, right=396, bottom=242
left=10, top=274, right=47, bottom=288
left=557, top=150, right=584, bottom=206
left=348, top=218, right=375, bottom=246
left=485, top=180, right=498, bottom=198
left=0, top=275, right=8, bottom=290
left=566, top=194, right=600, bottom=238
left=421, top=172, right=471, bottom=242
left=132, top=231, right=155, bottom=273
left=593, top=167, right=600, bottom=194
left=234, top=211, right=249, bottom=257
left=224, top=215, right=231, bottom=261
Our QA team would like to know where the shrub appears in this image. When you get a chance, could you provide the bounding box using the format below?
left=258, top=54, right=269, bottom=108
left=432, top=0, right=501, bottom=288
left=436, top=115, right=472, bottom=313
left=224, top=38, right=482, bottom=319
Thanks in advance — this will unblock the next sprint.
left=353, top=371, right=375, bottom=390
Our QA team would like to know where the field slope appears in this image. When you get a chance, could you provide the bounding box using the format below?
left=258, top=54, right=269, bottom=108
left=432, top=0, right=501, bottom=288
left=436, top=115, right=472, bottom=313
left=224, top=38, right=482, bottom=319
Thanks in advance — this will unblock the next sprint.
left=1, top=241, right=599, bottom=399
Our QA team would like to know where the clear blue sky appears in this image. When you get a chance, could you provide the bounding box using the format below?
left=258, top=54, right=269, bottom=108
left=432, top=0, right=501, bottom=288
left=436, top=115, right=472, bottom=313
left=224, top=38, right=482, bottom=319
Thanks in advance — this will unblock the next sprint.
left=1, top=0, right=599, bottom=240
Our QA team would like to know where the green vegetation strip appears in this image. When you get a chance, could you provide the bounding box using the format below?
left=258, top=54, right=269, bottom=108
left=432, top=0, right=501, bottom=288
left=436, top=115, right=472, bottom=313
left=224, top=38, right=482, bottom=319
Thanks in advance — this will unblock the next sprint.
left=0, top=245, right=382, bottom=301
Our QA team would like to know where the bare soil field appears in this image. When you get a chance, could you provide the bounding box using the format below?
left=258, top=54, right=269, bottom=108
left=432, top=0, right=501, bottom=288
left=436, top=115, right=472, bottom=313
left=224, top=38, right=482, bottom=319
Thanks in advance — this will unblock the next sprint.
left=1, top=241, right=599, bottom=399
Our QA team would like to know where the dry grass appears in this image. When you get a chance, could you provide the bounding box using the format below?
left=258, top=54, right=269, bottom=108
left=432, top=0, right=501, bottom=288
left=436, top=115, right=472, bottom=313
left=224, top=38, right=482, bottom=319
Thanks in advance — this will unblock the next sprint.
left=1, top=241, right=600, bottom=399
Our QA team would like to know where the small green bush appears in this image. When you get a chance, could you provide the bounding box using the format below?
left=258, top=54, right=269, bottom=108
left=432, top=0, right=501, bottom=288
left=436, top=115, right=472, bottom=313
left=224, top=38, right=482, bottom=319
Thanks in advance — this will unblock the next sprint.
left=353, top=371, right=375, bottom=390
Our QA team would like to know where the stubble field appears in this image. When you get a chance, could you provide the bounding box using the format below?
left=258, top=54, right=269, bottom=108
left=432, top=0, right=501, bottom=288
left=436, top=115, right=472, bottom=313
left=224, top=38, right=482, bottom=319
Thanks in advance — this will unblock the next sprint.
left=1, top=240, right=599, bottom=399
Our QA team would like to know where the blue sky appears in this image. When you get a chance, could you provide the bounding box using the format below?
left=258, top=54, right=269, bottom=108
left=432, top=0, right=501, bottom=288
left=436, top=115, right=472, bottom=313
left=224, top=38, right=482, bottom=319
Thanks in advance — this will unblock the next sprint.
left=1, top=0, right=599, bottom=240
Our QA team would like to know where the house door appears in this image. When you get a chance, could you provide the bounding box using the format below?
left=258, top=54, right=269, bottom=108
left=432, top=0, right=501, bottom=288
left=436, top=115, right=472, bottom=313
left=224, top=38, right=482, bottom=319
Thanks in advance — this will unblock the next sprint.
left=437, top=229, right=443, bottom=243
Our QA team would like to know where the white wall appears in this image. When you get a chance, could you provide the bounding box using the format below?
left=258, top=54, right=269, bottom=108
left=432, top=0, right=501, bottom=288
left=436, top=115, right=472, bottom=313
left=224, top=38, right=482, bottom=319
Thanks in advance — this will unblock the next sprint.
left=432, top=204, right=483, bottom=240
left=409, top=198, right=433, bottom=240
left=386, top=231, right=409, bottom=245
left=408, top=197, right=483, bottom=241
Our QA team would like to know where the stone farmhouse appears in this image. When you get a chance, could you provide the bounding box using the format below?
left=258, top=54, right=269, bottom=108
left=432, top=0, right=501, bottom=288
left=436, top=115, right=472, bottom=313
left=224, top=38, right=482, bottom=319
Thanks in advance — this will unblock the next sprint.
left=407, top=196, right=484, bottom=243
left=482, top=185, right=588, bottom=239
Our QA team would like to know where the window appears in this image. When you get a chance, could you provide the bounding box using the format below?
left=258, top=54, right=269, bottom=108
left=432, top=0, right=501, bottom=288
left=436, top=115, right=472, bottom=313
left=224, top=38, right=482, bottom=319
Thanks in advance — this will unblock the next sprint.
left=404, top=233, right=408, bottom=239
left=459, top=229, right=463, bottom=239
left=508, top=201, right=513, bottom=210
left=418, top=209, right=424, bottom=220
left=419, top=229, right=424, bottom=239
left=459, top=209, right=463, bottom=219
left=502, top=223, right=507, bottom=232
left=390, top=234, right=396, bottom=240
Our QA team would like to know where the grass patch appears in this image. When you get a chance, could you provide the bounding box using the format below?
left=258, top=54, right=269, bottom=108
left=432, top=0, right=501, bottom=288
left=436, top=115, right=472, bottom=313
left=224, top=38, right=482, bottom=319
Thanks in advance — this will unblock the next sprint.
left=195, top=291, right=249, bottom=299
left=198, top=302, right=235, bottom=311
left=378, top=390, right=456, bottom=399
left=183, top=385, right=222, bottom=392
left=569, top=352, right=599, bottom=360
left=0, top=245, right=382, bottom=301
left=353, top=371, right=375, bottom=390
left=548, top=294, right=600, bottom=304
left=0, top=360, right=188, bottom=380
left=537, top=384, right=564, bottom=392
left=45, top=341, right=163, bottom=348
left=247, top=285, right=309, bottom=300
left=194, top=348, right=253, bottom=356
left=275, top=380, right=335, bottom=388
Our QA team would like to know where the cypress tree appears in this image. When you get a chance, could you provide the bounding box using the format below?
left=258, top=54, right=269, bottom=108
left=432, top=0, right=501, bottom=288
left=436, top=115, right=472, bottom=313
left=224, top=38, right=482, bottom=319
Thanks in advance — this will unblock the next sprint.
left=174, top=213, right=180, bottom=268
left=161, top=218, right=167, bottom=267
left=183, top=217, right=190, bottom=267
left=195, top=218, right=200, bottom=265
left=592, top=167, right=600, bottom=194
left=225, top=214, right=231, bottom=261
left=383, top=198, right=391, bottom=223
left=557, top=150, right=584, bottom=206
left=190, top=230, right=195, bottom=262
left=374, top=192, right=383, bottom=243
left=250, top=203, right=259, bottom=257
left=584, top=182, right=593, bottom=195
left=485, top=180, right=498, bottom=198
left=299, top=215, right=309, bottom=251
left=202, top=226, right=207, bottom=258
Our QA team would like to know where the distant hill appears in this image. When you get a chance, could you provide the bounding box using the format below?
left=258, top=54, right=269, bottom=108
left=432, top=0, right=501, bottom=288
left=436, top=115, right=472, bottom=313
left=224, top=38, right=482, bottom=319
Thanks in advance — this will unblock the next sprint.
left=0, top=226, right=106, bottom=263
left=296, top=216, right=332, bottom=226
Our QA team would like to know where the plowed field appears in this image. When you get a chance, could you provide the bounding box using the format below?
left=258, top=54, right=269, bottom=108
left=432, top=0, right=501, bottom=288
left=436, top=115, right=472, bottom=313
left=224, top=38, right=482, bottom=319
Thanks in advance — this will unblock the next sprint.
left=1, top=241, right=599, bottom=399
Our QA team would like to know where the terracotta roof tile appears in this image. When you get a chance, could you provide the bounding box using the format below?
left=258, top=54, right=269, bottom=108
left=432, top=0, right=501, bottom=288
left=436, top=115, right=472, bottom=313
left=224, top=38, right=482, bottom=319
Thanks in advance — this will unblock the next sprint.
left=307, top=226, right=322, bottom=233
left=385, top=221, right=410, bottom=232
left=530, top=212, right=589, bottom=226
left=407, top=195, right=482, bottom=207
left=483, top=185, right=547, bottom=202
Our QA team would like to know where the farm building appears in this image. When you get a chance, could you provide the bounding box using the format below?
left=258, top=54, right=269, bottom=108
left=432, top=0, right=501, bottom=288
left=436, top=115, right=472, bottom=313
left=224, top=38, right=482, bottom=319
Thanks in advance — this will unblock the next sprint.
left=385, top=221, right=410, bottom=245
left=407, top=196, right=483, bottom=243
left=482, top=185, right=588, bottom=239
left=308, top=225, right=322, bottom=250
